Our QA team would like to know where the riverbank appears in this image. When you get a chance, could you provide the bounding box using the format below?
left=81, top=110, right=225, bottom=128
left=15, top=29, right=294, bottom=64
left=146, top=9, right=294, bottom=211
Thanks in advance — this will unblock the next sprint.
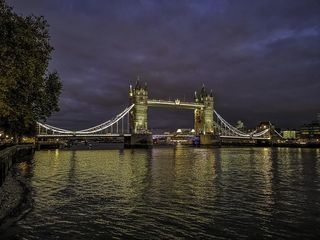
left=0, top=168, right=32, bottom=233
left=0, top=145, right=34, bottom=236
left=0, top=172, right=23, bottom=222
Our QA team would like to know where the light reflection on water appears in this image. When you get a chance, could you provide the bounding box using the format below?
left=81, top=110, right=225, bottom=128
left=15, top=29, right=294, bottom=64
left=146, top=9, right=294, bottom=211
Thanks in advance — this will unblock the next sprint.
left=12, top=147, right=320, bottom=239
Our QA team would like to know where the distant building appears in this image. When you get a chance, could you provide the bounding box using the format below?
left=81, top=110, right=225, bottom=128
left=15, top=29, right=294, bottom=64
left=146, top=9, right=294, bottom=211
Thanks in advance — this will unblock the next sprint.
left=257, top=121, right=274, bottom=131
left=236, top=120, right=245, bottom=132
left=0, top=130, right=4, bottom=142
left=299, top=113, right=320, bottom=141
left=175, top=128, right=194, bottom=135
left=282, top=130, right=297, bottom=139
left=299, top=123, right=320, bottom=140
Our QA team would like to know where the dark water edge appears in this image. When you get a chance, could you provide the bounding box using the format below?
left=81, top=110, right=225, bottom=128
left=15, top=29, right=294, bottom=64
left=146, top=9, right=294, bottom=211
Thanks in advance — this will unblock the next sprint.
left=0, top=163, right=34, bottom=239
left=1, top=146, right=320, bottom=239
left=0, top=176, right=32, bottom=239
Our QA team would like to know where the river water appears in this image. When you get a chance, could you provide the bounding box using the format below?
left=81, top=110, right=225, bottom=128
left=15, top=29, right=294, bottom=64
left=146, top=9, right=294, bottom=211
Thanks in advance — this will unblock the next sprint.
left=8, top=147, right=320, bottom=239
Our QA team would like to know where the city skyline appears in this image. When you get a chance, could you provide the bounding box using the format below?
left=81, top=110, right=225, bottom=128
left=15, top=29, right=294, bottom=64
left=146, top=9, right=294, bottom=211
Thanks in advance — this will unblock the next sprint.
left=7, top=0, right=320, bottom=130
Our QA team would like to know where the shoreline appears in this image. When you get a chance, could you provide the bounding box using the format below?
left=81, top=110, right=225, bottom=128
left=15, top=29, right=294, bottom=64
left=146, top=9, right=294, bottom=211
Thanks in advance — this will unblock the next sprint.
left=39, top=142, right=320, bottom=150
left=0, top=166, right=33, bottom=236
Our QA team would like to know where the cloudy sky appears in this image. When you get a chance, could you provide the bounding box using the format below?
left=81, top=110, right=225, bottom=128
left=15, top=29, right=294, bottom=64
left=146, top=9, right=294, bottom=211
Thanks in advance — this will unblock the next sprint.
left=8, top=0, right=320, bottom=130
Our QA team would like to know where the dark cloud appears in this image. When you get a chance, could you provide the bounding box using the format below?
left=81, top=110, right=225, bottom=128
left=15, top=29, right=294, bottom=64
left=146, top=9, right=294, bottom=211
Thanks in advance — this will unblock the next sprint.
left=7, top=0, right=320, bottom=130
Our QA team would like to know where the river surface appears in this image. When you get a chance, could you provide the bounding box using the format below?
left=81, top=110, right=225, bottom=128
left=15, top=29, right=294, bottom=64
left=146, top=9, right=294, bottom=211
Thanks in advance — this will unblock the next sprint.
left=8, top=147, right=320, bottom=239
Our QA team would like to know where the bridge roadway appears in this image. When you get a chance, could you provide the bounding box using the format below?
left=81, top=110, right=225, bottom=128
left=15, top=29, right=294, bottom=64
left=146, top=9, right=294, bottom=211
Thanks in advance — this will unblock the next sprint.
left=153, top=134, right=271, bottom=140
left=37, top=133, right=270, bottom=141
left=147, top=99, right=204, bottom=109
left=37, top=134, right=132, bottom=138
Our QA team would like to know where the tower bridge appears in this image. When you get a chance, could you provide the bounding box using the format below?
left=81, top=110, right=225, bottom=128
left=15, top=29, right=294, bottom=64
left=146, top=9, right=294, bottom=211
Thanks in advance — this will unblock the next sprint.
left=129, top=81, right=214, bottom=138
left=36, top=79, right=283, bottom=146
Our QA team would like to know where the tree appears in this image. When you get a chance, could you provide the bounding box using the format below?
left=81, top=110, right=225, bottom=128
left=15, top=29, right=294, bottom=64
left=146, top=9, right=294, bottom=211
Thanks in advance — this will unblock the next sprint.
left=0, top=0, right=62, bottom=141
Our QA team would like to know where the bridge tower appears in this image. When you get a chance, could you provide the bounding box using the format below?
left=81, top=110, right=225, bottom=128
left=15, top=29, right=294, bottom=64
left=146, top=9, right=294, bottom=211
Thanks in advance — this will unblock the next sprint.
left=129, top=78, right=149, bottom=134
left=127, top=77, right=152, bottom=147
left=194, top=84, right=214, bottom=135
left=194, top=85, right=216, bottom=145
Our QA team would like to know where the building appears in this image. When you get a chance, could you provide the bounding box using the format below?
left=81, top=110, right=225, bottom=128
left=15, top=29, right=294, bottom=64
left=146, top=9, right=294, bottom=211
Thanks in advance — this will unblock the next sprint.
left=298, top=113, right=320, bottom=141
left=281, top=130, right=297, bottom=139
left=176, top=128, right=195, bottom=135
left=0, top=130, right=4, bottom=143
left=299, top=123, right=320, bottom=140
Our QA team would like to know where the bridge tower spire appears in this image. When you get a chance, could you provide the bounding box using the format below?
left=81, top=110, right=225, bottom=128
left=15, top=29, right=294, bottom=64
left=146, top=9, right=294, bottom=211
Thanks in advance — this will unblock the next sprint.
left=129, top=76, right=149, bottom=134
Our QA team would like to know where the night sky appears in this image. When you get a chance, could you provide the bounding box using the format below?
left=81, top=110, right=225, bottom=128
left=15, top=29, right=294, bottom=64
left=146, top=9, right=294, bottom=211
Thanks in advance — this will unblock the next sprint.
left=7, top=0, right=320, bottom=131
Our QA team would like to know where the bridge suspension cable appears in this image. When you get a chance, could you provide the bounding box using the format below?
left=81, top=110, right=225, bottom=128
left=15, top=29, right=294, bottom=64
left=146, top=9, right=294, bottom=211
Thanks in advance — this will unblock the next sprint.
left=37, top=103, right=279, bottom=140
left=76, top=104, right=134, bottom=134
left=37, top=104, right=134, bottom=136
left=214, top=110, right=272, bottom=138
left=37, top=122, right=73, bottom=134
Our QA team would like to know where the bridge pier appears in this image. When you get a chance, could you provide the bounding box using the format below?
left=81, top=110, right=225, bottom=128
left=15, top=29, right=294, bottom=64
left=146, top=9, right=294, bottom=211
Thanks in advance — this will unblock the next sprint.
left=200, top=134, right=220, bottom=145
left=125, top=134, right=153, bottom=148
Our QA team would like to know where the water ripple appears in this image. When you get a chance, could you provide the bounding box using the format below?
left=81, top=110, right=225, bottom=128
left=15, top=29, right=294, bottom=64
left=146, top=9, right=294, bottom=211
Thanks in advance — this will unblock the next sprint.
left=11, top=147, right=320, bottom=239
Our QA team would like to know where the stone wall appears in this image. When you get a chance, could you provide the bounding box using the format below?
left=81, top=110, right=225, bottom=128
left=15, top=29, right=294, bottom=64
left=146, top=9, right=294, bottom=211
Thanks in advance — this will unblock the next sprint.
left=0, top=145, right=34, bottom=187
